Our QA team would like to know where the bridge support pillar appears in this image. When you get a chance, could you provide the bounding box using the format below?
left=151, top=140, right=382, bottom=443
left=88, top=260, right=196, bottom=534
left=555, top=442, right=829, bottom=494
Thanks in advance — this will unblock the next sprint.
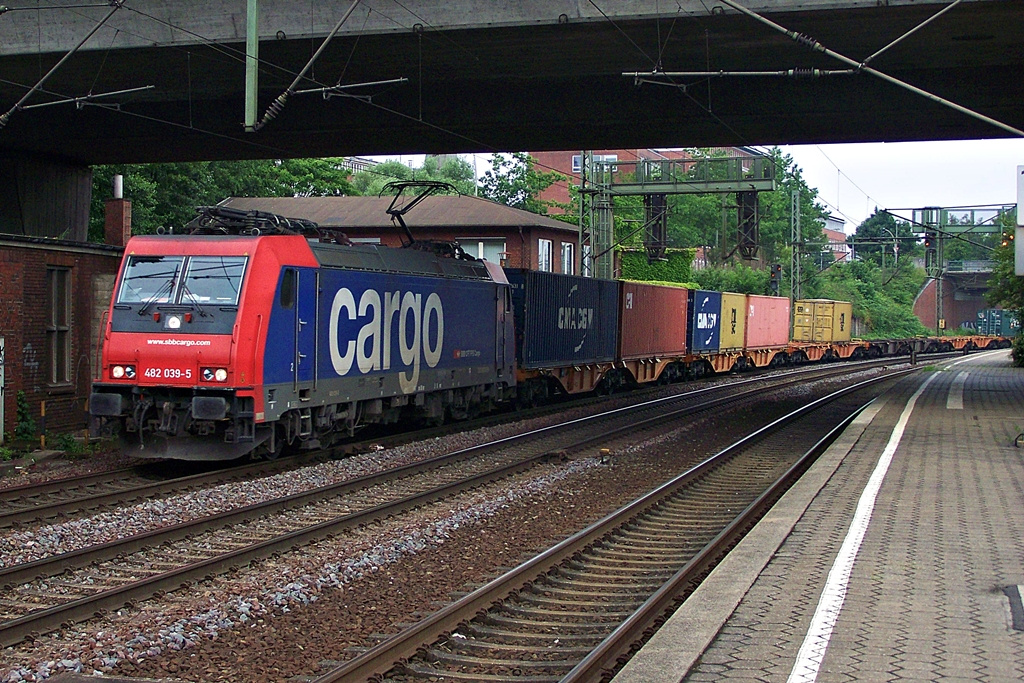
left=0, top=158, right=91, bottom=241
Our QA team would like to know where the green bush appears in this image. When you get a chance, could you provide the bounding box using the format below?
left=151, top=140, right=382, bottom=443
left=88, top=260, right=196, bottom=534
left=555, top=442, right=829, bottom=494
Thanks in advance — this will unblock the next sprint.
left=693, top=263, right=771, bottom=295
left=14, top=391, right=35, bottom=441
left=1011, top=335, right=1024, bottom=367
left=51, top=432, right=96, bottom=459
left=619, top=249, right=695, bottom=284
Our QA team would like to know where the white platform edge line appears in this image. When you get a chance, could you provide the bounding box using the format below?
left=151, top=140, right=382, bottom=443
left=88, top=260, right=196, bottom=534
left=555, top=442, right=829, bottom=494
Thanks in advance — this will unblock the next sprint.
left=946, top=371, right=968, bottom=410
left=786, top=372, right=940, bottom=683
left=610, top=399, right=888, bottom=683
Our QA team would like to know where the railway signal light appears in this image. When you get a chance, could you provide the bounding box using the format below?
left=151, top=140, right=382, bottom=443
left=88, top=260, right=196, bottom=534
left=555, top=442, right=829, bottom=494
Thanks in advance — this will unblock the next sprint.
left=768, top=263, right=782, bottom=294
left=924, top=230, right=938, bottom=270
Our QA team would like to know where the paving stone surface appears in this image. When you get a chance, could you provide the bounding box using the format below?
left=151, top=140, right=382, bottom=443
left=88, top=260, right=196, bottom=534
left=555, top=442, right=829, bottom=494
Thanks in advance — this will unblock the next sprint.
left=678, top=354, right=1024, bottom=682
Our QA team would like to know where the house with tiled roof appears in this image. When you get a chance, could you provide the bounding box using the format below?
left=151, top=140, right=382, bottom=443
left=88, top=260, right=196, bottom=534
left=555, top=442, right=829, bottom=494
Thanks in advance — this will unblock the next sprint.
left=220, top=194, right=581, bottom=274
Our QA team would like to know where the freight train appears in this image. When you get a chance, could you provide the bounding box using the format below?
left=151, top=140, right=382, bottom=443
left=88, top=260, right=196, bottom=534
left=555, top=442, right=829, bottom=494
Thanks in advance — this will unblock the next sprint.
left=89, top=207, right=1009, bottom=461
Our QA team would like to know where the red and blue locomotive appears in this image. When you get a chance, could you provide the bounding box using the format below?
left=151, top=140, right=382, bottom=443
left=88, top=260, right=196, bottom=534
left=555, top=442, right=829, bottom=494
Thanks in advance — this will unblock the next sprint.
left=89, top=207, right=516, bottom=460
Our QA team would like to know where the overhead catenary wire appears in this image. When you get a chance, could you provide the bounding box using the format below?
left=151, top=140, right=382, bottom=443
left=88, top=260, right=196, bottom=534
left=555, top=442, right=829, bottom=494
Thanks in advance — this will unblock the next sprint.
left=0, top=0, right=894, bottom=225
left=19, top=84, right=154, bottom=110
left=627, top=69, right=856, bottom=81
left=0, top=2, right=561, bottom=194
left=715, top=0, right=1024, bottom=138
left=252, top=0, right=361, bottom=131
left=0, top=0, right=124, bottom=130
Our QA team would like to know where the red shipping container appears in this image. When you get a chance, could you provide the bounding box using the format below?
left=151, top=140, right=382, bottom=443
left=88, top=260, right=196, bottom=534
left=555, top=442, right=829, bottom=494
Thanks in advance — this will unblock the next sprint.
left=618, top=282, right=689, bottom=359
left=745, top=294, right=791, bottom=348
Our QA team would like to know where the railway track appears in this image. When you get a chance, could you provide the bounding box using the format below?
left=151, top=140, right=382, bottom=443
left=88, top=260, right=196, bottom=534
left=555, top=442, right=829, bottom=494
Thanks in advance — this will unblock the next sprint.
left=0, top=455, right=328, bottom=529
left=309, top=370, right=914, bottom=683
left=0, top=357, right=929, bottom=652
left=0, top=354, right=928, bottom=531
left=0, top=350, right=958, bottom=659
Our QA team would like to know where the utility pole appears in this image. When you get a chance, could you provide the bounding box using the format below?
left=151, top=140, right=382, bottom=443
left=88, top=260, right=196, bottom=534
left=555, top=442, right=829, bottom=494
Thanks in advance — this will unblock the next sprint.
left=244, top=0, right=259, bottom=132
left=790, top=188, right=802, bottom=303
left=921, top=208, right=944, bottom=334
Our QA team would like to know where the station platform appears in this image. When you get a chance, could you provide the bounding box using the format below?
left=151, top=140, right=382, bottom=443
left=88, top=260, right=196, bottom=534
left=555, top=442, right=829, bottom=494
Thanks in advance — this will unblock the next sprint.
left=613, top=348, right=1024, bottom=682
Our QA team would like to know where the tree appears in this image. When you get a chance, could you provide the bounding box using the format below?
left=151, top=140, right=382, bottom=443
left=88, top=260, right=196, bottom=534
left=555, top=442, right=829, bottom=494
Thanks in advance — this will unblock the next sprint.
left=987, top=213, right=1024, bottom=365
left=940, top=212, right=1000, bottom=262
left=649, top=148, right=828, bottom=271
left=756, top=148, right=829, bottom=266
left=478, top=152, right=567, bottom=215
left=809, top=256, right=929, bottom=338
left=349, top=155, right=477, bottom=197
left=693, top=263, right=769, bottom=294
left=89, top=158, right=355, bottom=240
left=849, top=209, right=918, bottom=265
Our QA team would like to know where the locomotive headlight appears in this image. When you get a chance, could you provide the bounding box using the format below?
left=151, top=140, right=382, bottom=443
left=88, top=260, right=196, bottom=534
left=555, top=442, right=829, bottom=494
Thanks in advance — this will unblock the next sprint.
left=111, top=365, right=136, bottom=380
left=166, top=315, right=182, bottom=330
left=202, top=367, right=229, bottom=382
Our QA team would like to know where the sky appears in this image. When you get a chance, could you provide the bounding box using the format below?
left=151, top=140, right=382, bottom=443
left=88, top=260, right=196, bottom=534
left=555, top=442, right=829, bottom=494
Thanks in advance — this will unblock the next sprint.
left=374, top=137, right=1024, bottom=235
left=778, top=138, right=1024, bottom=233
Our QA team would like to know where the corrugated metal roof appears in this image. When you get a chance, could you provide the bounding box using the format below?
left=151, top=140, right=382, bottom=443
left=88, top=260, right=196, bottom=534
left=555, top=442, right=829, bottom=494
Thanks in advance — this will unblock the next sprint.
left=220, top=195, right=576, bottom=233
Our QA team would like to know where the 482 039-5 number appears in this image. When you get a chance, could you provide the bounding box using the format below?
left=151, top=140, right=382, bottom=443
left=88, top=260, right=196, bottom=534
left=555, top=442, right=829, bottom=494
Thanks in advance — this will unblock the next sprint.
left=143, top=367, right=192, bottom=379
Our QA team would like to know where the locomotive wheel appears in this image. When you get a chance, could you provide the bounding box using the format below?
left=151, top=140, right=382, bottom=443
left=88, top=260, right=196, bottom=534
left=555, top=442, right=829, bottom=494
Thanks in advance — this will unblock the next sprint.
left=262, top=426, right=285, bottom=460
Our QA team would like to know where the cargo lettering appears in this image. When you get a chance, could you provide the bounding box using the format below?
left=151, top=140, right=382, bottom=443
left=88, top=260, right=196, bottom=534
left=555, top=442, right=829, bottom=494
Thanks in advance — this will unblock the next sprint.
left=329, top=287, right=444, bottom=393
left=558, top=307, right=595, bottom=330
left=697, top=312, right=718, bottom=329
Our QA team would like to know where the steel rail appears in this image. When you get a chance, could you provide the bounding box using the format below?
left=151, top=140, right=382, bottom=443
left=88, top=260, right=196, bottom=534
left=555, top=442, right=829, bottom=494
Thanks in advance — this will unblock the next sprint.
left=0, top=355, right=893, bottom=588
left=310, top=369, right=916, bottom=682
left=560, top=391, right=886, bottom=681
left=0, top=450, right=557, bottom=648
left=0, top=358, right=919, bottom=648
left=0, top=455, right=321, bottom=529
left=0, top=352, right=917, bottom=529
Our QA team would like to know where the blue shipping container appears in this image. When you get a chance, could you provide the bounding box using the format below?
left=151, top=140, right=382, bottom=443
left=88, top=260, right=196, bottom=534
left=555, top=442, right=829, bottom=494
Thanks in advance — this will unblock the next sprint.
left=687, top=289, right=722, bottom=353
left=506, top=270, right=618, bottom=368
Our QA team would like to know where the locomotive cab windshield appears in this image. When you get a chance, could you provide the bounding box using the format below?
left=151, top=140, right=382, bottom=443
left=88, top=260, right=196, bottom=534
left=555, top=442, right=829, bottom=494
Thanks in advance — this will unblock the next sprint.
left=113, top=254, right=248, bottom=334
left=119, top=254, right=247, bottom=308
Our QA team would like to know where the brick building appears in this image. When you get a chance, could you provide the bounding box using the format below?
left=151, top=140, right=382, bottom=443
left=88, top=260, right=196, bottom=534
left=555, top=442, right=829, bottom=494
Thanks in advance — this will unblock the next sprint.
left=221, top=194, right=581, bottom=274
left=530, top=147, right=762, bottom=211
left=0, top=235, right=123, bottom=442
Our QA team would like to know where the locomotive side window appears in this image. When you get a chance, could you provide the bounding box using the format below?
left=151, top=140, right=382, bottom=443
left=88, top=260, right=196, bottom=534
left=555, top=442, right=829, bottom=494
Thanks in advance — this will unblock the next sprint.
left=118, top=256, right=184, bottom=304
left=280, top=269, right=296, bottom=309
left=181, top=256, right=247, bottom=305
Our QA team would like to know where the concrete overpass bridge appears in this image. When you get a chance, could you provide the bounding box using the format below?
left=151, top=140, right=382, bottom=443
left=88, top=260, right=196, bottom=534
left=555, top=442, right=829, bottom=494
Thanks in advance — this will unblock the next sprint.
left=1, top=0, right=1022, bottom=236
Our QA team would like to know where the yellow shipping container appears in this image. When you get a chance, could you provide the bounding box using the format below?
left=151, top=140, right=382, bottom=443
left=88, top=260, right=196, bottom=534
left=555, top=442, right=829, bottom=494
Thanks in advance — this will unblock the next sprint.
left=793, top=299, right=853, bottom=343
left=719, top=292, right=747, bottom=351
left=831, top=300, right=853, bottom=342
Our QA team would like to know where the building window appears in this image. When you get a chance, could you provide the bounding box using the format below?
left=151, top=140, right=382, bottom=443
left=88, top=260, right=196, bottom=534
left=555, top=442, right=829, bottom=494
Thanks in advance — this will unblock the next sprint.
left=561, top=242, right=575, bottom=275
left=538, top=239, right=553, bottom=272
left=47, top=267, right=71, bottom=385
left=572, top=154, right=618, bottom=175
left=459, top=238, right=506, bottom=263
